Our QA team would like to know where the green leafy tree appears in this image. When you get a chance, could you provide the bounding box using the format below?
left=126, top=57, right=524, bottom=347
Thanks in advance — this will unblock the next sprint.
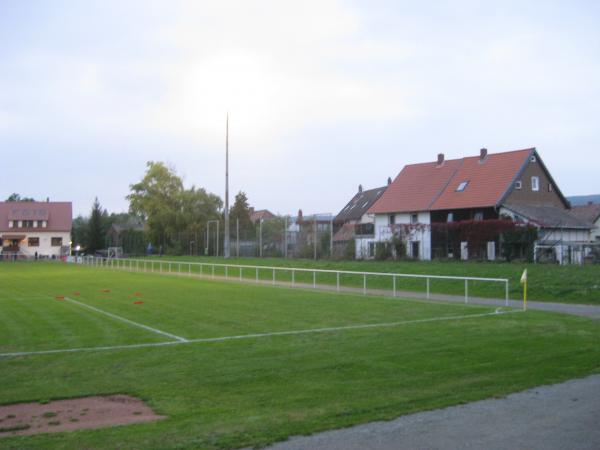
left=127, top=162, right=184, bottom=246
left=6, top=193, right=35, bottom=202
left=71, top=215, right=89, bottom=249
left=230, top=191, right=254, bottom=234
left=127, top=162, right=222, bottom=252
left=87, top=198, right=106, bottom=253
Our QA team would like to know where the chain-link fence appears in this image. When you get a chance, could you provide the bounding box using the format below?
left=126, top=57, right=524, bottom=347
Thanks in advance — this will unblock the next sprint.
left=106, top=213, right=342, bottom=260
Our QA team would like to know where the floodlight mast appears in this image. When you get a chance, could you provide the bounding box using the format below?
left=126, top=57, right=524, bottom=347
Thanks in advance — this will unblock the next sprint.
left=224, top=113, right=231, bottom=258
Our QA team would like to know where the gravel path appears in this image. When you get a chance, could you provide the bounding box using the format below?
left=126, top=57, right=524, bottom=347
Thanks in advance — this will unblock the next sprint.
left=263, top=374, right=600, bottom=450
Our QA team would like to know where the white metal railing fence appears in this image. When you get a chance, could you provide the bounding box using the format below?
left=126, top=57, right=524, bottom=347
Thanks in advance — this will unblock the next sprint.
left=80, top=256, right=510, bottom=306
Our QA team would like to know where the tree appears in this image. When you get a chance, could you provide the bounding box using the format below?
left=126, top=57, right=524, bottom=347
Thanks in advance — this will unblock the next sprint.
left=229, top=191, right=254, bottom=234
left=127, top=161, right=222, bottom=252
left=127, top=162, right=184, bottom=246
left=71, top=215, right=89, bottom=249
left=87, top=198, right=106, bottom=253
left=6, top=193, right=35, bottom=202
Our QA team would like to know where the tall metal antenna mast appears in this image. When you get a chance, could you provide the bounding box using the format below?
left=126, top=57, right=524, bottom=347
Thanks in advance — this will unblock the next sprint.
left=224, top=113, right=230, bottom=258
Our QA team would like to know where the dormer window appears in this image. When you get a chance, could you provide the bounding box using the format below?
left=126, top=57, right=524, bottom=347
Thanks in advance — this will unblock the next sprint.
left=456, top=180, right=469, bottom=192
left=515, top=180, right=522, bottom=190
left=530, top=155, right=537, bottom=162
left=447, top=212, right=454, bottom=222
left=531, top=176, right=539, bottom=192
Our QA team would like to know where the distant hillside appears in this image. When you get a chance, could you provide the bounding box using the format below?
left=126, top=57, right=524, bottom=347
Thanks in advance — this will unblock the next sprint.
left=568, top=194, right=600, bottom=205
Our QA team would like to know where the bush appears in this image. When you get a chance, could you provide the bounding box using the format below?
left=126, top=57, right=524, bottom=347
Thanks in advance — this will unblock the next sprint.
left=392, top=236, right=406, bottom=260
left=375, top=242, right=392, bottom=260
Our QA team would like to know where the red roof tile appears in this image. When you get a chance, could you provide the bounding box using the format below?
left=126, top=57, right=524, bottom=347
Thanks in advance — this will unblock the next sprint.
left=431, top=149, right=531, bottom=210
left=369, top=148, right=533, bottom=214
left=368, top=159, right=463, bottom=213
left=0, top=202, right=72, bottom=232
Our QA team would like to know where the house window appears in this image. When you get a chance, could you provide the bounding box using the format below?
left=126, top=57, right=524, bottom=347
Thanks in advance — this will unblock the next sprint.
left=8, top=221, right=13, bottom=228
left=368, top=242, right=375, bottom=258
left=411, top=213, right=418, bottom=224
left=530, top=155, right=537, bottom=162
left=474, top=211, right=484, bottom=221
left=42, top=221, right=47, bottom=228
left=389, top=214, right=396, bottom=225
left=447, top=212, right=454, bottom=222
left=515, top=180, right=522, bottom=190
left=28, top=237, right=39, bottom=247
left=531, top=176, right=539, bottom=191
left=548, top=183, right=553, bottom=192
left=456, top=180, right=469, bottom=192
left=51, top=237, right=63, bottom=247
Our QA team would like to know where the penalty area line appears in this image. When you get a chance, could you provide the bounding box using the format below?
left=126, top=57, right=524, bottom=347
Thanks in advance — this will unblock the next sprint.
left=63, top=296, right=188, bottom=343
left=0, top=308, right=522, bottom=359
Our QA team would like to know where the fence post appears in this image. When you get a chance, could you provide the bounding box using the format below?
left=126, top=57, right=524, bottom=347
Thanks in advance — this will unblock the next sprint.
left=505, top=281, right=509, bottom=306
left=465, top=279, right=468, bottom=303
left=256, top=267, right=259, bottom=283
left=292, top=269, right=295, bottom=287
left=239, top=267, right=242, bottom=281
left=426, top=277, right=430, bottom=300
left=336, top=272, right=340, bottom=292
left=212, top=265, right=215, bottom=278
left=272, top=268, right=275, bottom=285
left=363, top=274, right=366, bottom=295
left=313, top=271, right=316, bottom=288
left=225, top=266, right=228, bottom=279
left=393, top=275, right=396, bottom=297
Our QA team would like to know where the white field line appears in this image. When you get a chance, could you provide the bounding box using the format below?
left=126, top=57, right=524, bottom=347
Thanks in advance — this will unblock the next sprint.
left=0, top=308, right=522, bottom=358
left=63, top=296, right=188, bottom=343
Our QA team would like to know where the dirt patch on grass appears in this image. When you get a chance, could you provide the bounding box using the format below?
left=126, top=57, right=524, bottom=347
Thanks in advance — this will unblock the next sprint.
left=0, top=395, right=164, bottom=438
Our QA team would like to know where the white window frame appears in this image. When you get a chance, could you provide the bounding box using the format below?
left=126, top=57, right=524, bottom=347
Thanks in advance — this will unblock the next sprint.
left=456, top=180, right=469, bottom=192
left=531, top=176, right=539, bottom=192
left=411, top=213, right=418, bottom=224
left=515, top=180, right=522, bottom=190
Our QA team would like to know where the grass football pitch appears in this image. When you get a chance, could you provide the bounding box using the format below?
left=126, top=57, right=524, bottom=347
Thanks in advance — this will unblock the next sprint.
left=1, top=262, right=600, bottom=449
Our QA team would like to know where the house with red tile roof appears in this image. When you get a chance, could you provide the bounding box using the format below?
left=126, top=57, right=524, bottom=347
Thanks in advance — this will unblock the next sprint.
left=0, top=201, right=72, bottom=259
left=249, top=208, right=276, bottom=224
left=368, top=148, right=592, bottom=263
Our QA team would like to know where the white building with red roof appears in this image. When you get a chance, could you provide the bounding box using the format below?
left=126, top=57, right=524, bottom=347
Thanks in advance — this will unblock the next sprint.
left=0, top=201, right=72, bottom=259
left=368, top=148, right=591, bottom=263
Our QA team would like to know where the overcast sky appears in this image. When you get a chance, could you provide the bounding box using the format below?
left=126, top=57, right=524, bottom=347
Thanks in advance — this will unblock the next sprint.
left=1, top=0, right=599, bottom=217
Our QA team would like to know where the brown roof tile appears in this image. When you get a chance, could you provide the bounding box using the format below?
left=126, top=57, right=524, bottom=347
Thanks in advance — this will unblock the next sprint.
left=570, top=203, right=600, bottom=224
left=0, top=202, right=72, bottom=232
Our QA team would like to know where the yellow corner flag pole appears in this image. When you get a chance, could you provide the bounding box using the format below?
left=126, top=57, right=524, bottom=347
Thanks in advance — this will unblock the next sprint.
left=520, top=269, right=528, bottom=311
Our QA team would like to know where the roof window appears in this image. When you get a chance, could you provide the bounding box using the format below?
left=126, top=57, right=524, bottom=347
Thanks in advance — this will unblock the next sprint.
left=456, top=180, right=469, bottom=192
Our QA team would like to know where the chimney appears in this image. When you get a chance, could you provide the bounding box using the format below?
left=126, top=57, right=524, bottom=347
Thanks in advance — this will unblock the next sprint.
left=437, top=153, right=444, bottom=166
left=46, top=197, right=49, bottom=202
left=480, top=148, right=488, bottom=161
left=387, top=177, right=392, bottom=185
left=358, top=184, right=363, bottom=193
left=589, top=201, right=594, bottom=206
left=298, top=209, right=303, bottom=219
